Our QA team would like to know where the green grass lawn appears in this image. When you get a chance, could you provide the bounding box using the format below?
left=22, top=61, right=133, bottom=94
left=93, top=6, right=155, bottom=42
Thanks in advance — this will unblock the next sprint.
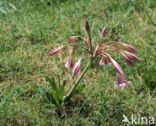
left=0, top=0, right=156, bottom=125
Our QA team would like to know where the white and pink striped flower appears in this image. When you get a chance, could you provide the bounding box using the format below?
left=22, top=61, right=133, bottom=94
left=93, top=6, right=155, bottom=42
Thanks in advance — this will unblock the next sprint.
left=65, top=57, right=75, bottom=69
left=122, top=43, right=137, bottom=53
left=99, top=56, right=111, bottom=66
left=101, top=27, right=106, bottom=37
left=121, top=53, right=134, bottom=66
left=124, top=51, right=141, bottom=62
left=109, top=57, right=124, bottom=75
left=72, top=57, right=82, bottom=77
left=114, top=73, right=131, bottom=88
left=48, top=47, right=63, bottom=56
left=48, top=20, right=141, bottom=87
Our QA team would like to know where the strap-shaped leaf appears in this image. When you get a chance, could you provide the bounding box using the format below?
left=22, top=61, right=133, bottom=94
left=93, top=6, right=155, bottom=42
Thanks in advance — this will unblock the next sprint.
left=59, top=80, right=66, bottom=101
left=51, top=90, right=60, bottom=107
left=61, top=80, right=66, bottom=94
left=46, top=76, right=58, bottom=91
left=38, top=86, right=51, bottom=103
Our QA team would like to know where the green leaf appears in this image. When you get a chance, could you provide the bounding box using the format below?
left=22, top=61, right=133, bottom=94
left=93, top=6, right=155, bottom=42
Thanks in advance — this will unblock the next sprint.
left=59, top=80, right=66, bottom=100
left=46, top=76, right=58, bottom=91
left=50, top=90, right=60, bottom=107
left=61, top=80, right=66, bottom=92
left=38, top=86, right=45, bottom=95
left=38, top=86, right=51, bottom=104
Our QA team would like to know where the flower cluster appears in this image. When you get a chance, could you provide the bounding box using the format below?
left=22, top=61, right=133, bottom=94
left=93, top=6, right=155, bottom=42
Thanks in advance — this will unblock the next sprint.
left=48, top=20, right=141, bottom=88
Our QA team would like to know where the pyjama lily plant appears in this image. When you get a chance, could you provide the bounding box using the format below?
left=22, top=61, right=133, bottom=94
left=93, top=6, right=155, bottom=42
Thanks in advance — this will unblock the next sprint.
left=48, top=20, right=141, bottom=103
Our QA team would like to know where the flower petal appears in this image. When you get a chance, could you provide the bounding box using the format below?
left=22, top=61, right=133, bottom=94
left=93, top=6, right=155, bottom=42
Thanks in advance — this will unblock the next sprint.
left=48, top=47, right=63, bottom=56
left=114, top=73, right=131, bottom=88
left=115, top=73, right=123, bottom=85
left=124, top=51, right=141, bottom=62
left=99, top=56, right=111, bottom=66
left=109, top=57, right=124, bottom=75
left=72, top=57, right=82, bottom=77
left=101, top=27, right=106, bottom=37
left=123, top=43, right=136, bottom=53
left=121, top=53, right=134, bottom=66
left=65, top=57, right=75, bottom=69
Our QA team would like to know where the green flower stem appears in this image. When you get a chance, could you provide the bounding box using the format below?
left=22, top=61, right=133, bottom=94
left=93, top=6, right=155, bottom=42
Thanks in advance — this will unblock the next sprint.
left=64, top=59, right=92, bottom=102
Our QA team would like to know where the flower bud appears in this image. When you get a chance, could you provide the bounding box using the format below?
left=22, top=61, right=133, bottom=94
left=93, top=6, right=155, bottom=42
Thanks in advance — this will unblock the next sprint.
left=48, top=47, right=63, bottom=56
left=121, top=53, right=134, bottom=66
left=124, top=51, right=141, bottom=62
left=123, top=43, right=136, bottom=53
left=68, top=36, right=77, bottom=43
left=101, top=27, right=106, bottom=37
left=85, top=20, right=90, bottom=34
left=109, top=57, right=124, bottom=75
left=72, top=57, right=82, bottom=77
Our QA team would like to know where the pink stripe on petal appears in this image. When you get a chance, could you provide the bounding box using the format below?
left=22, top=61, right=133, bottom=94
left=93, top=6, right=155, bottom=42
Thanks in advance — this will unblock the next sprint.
left=114, top=73, right=131, bottom=88
left=101, top=27, right=106, bottom=37
left=99, top=57, right=105, bottom=65
left=121, top=53, right=134, bottom=66
left=110, top=57, right=124, bottom=75
left=99, top=57, right=111, bottom=66
left=48, top=47, right=63, bottom=56
left=65, top=57, right=75, bottom=69
left=72, top=58, right=82, bottom=77
left=125, top=52, right=141, bottom=62
left=123, top=44, right=137, bottom=53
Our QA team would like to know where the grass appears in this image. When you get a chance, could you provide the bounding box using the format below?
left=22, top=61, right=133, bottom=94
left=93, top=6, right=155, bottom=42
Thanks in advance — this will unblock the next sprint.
left=0, top=0, right=156, bottom=125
